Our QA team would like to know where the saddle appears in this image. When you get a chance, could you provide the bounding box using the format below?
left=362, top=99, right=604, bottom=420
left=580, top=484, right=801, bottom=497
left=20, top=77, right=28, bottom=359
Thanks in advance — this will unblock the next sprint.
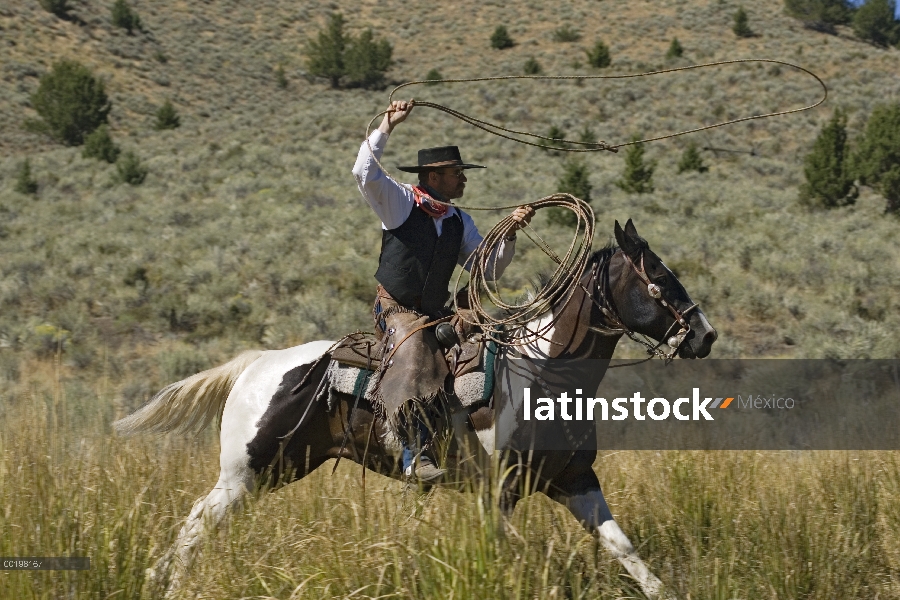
left=321, top=331, right=497, bottom=415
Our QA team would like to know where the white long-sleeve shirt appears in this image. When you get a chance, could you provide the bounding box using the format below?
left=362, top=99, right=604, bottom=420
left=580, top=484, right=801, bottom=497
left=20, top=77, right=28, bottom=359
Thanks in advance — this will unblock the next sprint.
left=352, top=130, right=514, bottom=279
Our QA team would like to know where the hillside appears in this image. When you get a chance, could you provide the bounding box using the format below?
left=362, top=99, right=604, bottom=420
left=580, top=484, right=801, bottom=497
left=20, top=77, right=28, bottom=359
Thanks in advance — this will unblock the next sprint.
left=2, top=1, right=900, bottom=598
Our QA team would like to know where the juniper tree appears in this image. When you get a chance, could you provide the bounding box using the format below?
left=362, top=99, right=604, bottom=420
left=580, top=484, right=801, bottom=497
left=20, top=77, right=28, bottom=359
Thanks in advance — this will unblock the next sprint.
left=784, top=0, right=854, bottom=33
left=524, top=57, right=542, bottom=75
left=14, top=159, right=38, bottom=195
left=586, top=40, right=611, bottom=68
left=678, top=142, right=708, bottom=173
left=305, top=13, right=348, bottom=88
left=275, top=65, right=288, bottom=89
left=491, top=25, right=515, bottom=49
left=733, top=7, right=754, bottom=37
left=114, top=151, right=148, bottom=185
left=548, top=160, right=593, bottom=226
left=425, top=68, right=443, bottom=85
left=29, top=60, right=111, bottom=146
left=616, top=140, right=655, bottom=194
left=82, top=125, right=120, bottom=163
left=852, top=0, right=900, bottom=47
left=39, top=0, right=69, bottom=18
left=799, top=109, right=857, bottom=208
left=666, top=38, right=684, bottom=59
left=111, top=0, right=142, bottom=34
left=344, top=29, right=393, bottom=89
left=853, top=102, right=900, bottom=211
left=154, top=99, right=180, bottom=130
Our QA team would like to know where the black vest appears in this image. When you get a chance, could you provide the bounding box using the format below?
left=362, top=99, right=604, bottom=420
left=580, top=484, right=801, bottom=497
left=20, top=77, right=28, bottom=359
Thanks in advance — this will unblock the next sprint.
left=375, top=205, right=464, bottom=314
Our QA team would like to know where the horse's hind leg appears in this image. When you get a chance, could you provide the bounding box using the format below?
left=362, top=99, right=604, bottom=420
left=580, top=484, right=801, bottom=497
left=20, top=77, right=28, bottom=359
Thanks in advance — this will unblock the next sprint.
left=147, top=467, right=254, bottom=598
left=548, top=460, right=673, bottom=600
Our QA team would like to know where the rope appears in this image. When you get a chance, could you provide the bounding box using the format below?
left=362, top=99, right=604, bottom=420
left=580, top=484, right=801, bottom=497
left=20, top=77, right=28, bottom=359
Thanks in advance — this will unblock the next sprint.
left=456, top=193, right=595, bottom=346
left=360, top=59, right=827, bottom=348
left=376, top=58, right=827, bottom=153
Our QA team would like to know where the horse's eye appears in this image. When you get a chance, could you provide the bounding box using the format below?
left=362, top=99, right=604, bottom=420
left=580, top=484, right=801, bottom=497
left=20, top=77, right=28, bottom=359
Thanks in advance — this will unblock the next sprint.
left=654, top=275, right=667, bottom=286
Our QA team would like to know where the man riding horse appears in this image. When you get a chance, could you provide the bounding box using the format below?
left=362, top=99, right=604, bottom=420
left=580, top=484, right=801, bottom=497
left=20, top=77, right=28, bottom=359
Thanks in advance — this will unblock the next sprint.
left=352, top=99, right=535, bottom=483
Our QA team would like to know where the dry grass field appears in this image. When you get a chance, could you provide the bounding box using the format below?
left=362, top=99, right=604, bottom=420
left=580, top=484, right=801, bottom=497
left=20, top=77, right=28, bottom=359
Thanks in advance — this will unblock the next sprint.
left=1, top=0, right=900, bottom=597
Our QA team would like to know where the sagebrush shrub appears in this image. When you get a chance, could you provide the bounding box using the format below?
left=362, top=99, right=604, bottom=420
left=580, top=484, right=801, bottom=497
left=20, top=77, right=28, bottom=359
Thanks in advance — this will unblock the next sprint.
left=586, top=40, right=611, bottom=68
left=115, top=151, right=148, bottom=185
left=14, top=159, right=38, bottom=195
left=111, top=0, right=142, bottom=34
left=82, top=125, right=120, bottom=163
left=490, top=26, right=515, bottom=50
left=852, top=0, right=900, bottom=47
left=154, top=100, right=180, bottom=130
left=799, top=109, right=857, bottom=208
left=616, top=140, right=655, bottom=194
left=29, top=61, right=111, bottom=146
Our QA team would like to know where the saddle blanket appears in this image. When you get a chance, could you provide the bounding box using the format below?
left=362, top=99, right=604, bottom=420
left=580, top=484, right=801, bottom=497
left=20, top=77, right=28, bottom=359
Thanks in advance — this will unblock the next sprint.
left=317, top=358, right=492, bottom=411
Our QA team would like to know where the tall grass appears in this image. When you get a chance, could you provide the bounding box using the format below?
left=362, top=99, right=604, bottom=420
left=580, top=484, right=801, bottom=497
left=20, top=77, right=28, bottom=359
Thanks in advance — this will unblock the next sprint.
left=2, top=365, right=899, bottom=598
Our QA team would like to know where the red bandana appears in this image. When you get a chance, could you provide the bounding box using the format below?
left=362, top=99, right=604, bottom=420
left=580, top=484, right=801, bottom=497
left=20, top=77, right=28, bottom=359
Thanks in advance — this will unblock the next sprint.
left=412, top=186, right=449, bottom=218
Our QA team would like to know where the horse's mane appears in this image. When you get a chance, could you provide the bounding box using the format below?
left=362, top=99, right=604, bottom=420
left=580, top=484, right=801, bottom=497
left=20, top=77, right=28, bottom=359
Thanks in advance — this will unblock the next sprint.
left=513, top=242, right=619, bottom=318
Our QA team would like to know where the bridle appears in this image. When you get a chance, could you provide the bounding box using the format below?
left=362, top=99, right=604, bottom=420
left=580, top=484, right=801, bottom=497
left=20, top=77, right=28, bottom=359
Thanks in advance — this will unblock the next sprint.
left=586, top=249, right=700, bottom=364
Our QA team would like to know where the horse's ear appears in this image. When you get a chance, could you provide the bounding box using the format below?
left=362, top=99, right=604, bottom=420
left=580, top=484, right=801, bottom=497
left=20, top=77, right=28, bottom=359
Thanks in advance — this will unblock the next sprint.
left=615, top=219, right=643, bottom=260
left=624, top=218, right=640, bottom=242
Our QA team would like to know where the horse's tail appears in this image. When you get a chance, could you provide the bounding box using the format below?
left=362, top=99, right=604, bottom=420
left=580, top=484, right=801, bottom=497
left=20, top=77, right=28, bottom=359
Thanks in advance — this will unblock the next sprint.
left=113, top=350, right=265, bottom=436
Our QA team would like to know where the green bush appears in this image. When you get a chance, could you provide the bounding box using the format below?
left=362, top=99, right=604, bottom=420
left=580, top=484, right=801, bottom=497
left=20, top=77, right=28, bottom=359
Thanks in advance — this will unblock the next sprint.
left=523, top=57, right=542, bottom=75
left=548, top=161, right=592, bottom=226
left=799, top=109, right=857, bottom=208
left=344, top=29, right=393, bottom=89
left=552, top=25, right=582, bottom=42
left=490, top=25, right=515, bottom=50
left=14, top=159, right=38, bottom=195
left=114, top=151, right=148, bottom=185
left=543, top=126, right=569, bottom=153
left=616, top=140, right=655, bottom=194
left=82, top=125, right=120, bottom=163
left=39, top=0, right=69, bottom=17
left=678, top=142, right=708, bottom=173
left=154, top=99, right=180, bottom=130
left=29, top=60, right=111, bottom=146
left=733, top=7, right=754, bottom=37
left=784, top=0, right=854, bottom=32
left=666, top=38, right=684, bottom=59
left=852, top=0, right=900, bottom=47
left=111, top=0, right=142, bottom=34
left=305, top=13, right=348, bottom=88
left=853, top=102, right=900, bottom=211
left=304, top=13, right=392, bottom=89
left=425, top=68, right=443, bottom=85
left=275, top=65, right=288, bottom=89
left=586, top=40, right=611, bottom=68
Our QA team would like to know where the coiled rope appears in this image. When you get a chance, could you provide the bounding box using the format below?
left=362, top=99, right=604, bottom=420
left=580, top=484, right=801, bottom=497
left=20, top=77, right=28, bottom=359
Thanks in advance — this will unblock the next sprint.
left=362, top=59, right=827, bottom=344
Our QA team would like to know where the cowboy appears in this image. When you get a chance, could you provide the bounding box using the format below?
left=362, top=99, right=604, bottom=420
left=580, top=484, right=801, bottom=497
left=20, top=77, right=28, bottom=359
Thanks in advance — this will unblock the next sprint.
left=352, top=99, right=534, bottom=483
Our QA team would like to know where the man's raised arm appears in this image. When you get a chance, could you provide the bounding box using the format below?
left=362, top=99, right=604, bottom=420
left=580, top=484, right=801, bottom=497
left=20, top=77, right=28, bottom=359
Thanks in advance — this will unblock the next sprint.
left=351, top=100, right=415, bottom=230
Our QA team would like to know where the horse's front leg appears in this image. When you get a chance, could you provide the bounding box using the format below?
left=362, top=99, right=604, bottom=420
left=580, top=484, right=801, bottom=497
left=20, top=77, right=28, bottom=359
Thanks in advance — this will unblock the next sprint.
left=549, top=465, right=674, bottom=600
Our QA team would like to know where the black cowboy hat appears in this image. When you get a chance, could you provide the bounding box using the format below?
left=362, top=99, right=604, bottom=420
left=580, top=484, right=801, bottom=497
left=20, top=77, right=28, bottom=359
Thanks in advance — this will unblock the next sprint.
left=397, top=146, right=486, bottom=173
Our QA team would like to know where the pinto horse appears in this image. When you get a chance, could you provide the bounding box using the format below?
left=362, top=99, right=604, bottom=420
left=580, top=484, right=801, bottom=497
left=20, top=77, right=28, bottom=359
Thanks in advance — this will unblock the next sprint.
left=115, top=219, right=717, bottom=598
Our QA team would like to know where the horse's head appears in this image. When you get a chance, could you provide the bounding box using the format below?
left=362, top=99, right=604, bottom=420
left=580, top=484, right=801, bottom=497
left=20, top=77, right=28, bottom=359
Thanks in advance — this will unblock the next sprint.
left=607, top=219, right=717, bottom=359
